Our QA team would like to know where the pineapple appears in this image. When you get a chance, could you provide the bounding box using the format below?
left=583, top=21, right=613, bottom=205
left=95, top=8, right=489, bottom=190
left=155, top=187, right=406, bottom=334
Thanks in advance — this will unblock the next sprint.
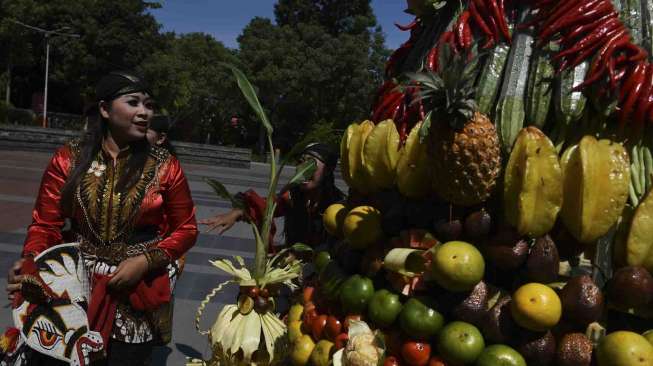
left=409, top=45, right=501, bottom=206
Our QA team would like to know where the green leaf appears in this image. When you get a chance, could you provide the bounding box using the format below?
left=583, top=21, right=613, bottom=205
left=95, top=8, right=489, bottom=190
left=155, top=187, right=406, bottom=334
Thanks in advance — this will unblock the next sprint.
left=205, top=178, right=244, bottom=209
left=405, top=72, right=438, bottom=90
left=419, top=111, right=432, bottom=143
left=287, top=159, right=317, bottom=187
left=220, top=62, right=273, bottom=134
left=290, top=243, right=314, bottom=253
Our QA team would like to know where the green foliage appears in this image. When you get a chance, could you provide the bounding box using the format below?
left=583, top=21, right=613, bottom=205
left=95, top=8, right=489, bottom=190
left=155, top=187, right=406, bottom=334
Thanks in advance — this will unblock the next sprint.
left=139, top=33, right=243, bottom=143
left=1, top=0, right=164, bottom=112
left=1, top=0, right=391, bottom=150
left=223, top=64, right=316, bottom=279
left=238, top=1, right=389, bottom=151
left=301, top=120, right=341, bottom=150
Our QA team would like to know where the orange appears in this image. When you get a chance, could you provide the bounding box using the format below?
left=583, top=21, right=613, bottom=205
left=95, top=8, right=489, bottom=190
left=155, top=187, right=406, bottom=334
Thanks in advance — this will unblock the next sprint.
left=343, top=206, right=383, bottom=249
left=431, top=241, right=485, bottom=292
left=510, top=283, right=561, bottom=331
left=323, top=203, right=348, bottom=238
left=597, top=331, right=653, bottom=366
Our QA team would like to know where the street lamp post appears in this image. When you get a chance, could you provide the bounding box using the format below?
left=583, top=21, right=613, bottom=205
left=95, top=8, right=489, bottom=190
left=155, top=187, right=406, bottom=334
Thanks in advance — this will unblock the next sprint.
left=8, top=19, right=79, bottom=127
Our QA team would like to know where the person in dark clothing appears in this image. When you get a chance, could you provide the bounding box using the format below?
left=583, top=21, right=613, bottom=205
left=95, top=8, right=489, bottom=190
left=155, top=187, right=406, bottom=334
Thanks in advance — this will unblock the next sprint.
left=146, top=114, right=176, bottom=156
left=200, top=143, right=344, bottom=249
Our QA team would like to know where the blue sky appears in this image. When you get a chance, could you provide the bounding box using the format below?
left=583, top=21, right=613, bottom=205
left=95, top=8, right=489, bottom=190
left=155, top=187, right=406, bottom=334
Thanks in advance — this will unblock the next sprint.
left=150, top=1, right=414, bottom=50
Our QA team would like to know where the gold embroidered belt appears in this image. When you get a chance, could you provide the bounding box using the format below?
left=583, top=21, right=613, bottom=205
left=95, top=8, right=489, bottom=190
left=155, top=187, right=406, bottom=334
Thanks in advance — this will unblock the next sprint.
left=78, top=235, right=162, bottom=265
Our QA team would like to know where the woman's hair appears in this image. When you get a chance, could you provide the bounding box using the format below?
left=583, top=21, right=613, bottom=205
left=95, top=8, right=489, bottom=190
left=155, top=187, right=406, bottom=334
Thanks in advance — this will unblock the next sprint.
left=149, top=114, right=176, bottom=156
left=59, top=71, right=152, bottom=216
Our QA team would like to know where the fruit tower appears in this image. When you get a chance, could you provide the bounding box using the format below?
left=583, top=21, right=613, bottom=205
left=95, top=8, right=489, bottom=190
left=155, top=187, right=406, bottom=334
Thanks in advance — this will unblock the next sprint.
left=287, top=0, right=653, bottom=365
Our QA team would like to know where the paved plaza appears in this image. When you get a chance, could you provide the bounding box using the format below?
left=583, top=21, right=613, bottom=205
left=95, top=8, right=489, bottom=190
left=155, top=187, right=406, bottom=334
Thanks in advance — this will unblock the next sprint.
left=0, top=148, right=345, bottom=364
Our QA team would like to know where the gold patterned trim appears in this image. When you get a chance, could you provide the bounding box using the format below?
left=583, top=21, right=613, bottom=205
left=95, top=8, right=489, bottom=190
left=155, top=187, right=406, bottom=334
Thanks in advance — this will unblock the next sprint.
left=75, top=145, right=171, bottom=247
left=79, top=236, right=162, bottom=265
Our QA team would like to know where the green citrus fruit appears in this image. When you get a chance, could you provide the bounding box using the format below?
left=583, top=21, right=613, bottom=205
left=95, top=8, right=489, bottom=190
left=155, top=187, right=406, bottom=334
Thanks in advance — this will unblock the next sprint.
left=476, top=344, right=527, bottom=366
left=437, top=321, right=485, bottom=364
left=432, top=241, right=485, bottom=291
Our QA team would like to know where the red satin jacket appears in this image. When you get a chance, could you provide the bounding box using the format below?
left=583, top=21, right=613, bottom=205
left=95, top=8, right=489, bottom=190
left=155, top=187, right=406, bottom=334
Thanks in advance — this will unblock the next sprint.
left=22, top=141, right=198, bottom=263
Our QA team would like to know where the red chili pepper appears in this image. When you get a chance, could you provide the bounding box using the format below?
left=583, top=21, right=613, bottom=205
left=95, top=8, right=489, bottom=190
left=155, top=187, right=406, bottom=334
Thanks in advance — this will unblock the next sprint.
left=619, top=63, right=648, bottom=127
left=373, top=93, right=403, bottom=122
left=561, top=15, right=620, bottom=49
left=561, top=12, right=617, bottom=46
left=426, top=46, right=437, bottom=72
left=633, top=64, right=653, bottom=128
left=554, top=18, right=621, bottom=63
left=469, top=1, right=495, bottom=48
left=608, top=46, right=632, bottom=88
left=581, top=30, right=628, bottom=88
left=622, top=43, right=650, bottom=62
left=463, top=21, right=473, bottom=49
left=474, top=0, right=500, bottom=41
left=620, top=63, right=646, bottom=103
left=487, top=0, right=511, bottom=42
left=539, top=0, right=587, bottom=34
left=540, top=0, right=607, bottom=42
left=457, top=11, right=471, bottom=49
left=565, top=26, right=624, bottom=70
left=545, top=0, right=583, bottom=22
left=395, top=20, right=418, bottom=31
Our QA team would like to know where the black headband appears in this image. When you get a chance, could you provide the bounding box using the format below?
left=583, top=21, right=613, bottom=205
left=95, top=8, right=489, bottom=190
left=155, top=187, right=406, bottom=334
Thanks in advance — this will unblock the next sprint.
left=302, top=143, right=338, bottom=168
left=95, top=71, right=152, bottom=102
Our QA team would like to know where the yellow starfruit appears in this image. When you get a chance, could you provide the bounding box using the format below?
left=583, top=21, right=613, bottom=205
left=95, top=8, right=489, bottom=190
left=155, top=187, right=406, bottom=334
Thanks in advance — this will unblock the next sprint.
left=340, top=123, right=359, bottom=188
left=347, top=120, right=375, bottom=193
left=560, top=136, right=630, bottom=243
left=361, top=119, right=401, bottom=191
left=396, top=121, right=432, bottom=198
left=626, top=190, right=653, bottom=272
left=504, top=127, right=563, bottom=237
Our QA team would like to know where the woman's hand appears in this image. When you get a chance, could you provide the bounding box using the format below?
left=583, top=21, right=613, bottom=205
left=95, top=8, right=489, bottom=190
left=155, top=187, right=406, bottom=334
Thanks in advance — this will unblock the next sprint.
left=107, top=255, right=149, bottom=292
left=6, top=258, right=25, bottom=301
left=199, top=209, right=244, bottom=234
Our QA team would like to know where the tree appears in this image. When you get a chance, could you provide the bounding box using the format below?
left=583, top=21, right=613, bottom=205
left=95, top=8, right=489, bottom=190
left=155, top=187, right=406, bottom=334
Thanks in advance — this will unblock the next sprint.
left=0, top=0, right=164, bottom=113
left=139, top=33, right=244, bottom=144
left=238, top=0, right=390, bottom=152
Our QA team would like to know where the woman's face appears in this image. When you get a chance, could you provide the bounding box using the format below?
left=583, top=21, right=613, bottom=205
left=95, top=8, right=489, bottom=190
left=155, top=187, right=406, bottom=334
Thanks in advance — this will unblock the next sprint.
left=100, top=92, right=154, bottom=144
left=299, top=154, right=326, bottom=192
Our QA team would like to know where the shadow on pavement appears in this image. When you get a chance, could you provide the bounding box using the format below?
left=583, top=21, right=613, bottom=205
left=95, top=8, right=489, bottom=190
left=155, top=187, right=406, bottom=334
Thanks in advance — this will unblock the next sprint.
left=175, top=343, right=205, bottom=360
left=152, top=346, right=173, bottom=364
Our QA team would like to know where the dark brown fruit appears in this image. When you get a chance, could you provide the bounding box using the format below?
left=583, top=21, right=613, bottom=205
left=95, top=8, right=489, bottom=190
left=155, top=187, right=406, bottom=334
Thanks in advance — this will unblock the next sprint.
left=526, top=235, right=560, bottom=283
left=452, top=281, right=491, bottom=326
left=434, top=218, right=463, bottom=242
left=515, top=330, right=556, bottom=366
left=559, top=275, right=604, bottom=326
left=608, top=266, right=653, bottom=309
left=464, top=209, right=492, bottom=240
left=556, top=333, right=592, bottom=366
left=254, top=295, right=269, bottom=313
left=484, top=226, right=529, bottom=271
left=481, top=294, right=519, bottom=343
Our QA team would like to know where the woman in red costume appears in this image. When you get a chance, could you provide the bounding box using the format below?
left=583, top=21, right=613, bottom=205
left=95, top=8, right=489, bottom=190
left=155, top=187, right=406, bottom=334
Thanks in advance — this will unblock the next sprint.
left=5, top=71, right=198, bottom=365
left=200, top=143, right=343, bottom=251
